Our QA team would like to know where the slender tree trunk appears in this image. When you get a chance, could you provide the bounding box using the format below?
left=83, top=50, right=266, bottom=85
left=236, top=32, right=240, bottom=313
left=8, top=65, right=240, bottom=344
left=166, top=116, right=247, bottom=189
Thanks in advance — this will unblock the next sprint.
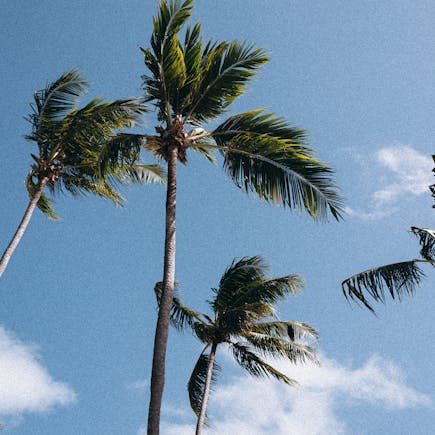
left=147, top=145, right=178, bottom=435
left=0, top=178, right=47, bottom=278
left=195, top=343, right=218, bottom=435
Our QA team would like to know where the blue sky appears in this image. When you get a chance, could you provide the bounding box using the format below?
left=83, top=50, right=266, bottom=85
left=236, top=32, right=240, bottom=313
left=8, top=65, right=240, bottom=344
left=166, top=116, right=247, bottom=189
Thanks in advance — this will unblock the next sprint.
left=0, top=1, right=434, bottom=434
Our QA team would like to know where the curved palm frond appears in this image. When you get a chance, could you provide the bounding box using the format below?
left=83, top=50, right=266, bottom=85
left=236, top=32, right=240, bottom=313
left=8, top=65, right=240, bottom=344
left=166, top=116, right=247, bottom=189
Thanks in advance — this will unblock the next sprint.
left=142, top=0, right=194, bottom=122
left=154, top=281, right=204, bottom=331
left=231, top=342, right=297, bottom=386
left=27, top=69, right=88, bottom=143
left=243, top=333, right=318, bottom=365
left=342, top=260, right=425, bottom=313
left=211, top=256, right=267, bottom=313
left=184, top=42, right=269, bottom=123
left=187, top=352, right=220, bottom=421
left=211, top=110, right=343, bottom=221
left=411, top=226, right=435, bottom=262
left=251, top=320, right=318, bottom=342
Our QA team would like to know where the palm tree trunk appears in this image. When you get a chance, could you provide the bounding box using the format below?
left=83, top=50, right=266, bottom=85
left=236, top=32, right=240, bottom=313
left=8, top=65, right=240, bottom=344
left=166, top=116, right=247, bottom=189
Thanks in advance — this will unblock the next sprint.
left=147, top=145, right=178, bottom=435
left=195, top=343, right=218, bottom=435
left=0, top=178, right=47, bottom=278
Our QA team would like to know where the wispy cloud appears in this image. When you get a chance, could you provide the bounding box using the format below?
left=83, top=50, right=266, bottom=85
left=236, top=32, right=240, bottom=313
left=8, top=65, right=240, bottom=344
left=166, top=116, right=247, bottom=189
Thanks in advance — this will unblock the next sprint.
left=0, top=326, right=76, bottom=427
left=155, top=352, right=431, bottom=435
left=346, top=145, right=433, bottom=220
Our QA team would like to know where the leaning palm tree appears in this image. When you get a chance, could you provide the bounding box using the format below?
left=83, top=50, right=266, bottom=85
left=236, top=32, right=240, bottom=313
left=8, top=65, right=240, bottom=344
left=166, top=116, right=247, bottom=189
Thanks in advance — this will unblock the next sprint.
left=0, top=69, right=164, bottom=278
left=155, top=256, right=318, bottom=434
left=100, top=1, right=343, bottom=431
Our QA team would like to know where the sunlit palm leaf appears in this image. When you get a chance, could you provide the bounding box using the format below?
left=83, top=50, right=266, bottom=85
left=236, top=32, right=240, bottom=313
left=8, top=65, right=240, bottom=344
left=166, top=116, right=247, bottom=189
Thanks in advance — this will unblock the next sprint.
left=187, top=352, right=220, bottom=422
left=411, top=226, right=435, bottom=262
left=251, top=321, right=318, bottom=342
left=244, top=333, right=318, bottom=364
left=231, top=342, right=297, bottom=386
left=342, top=261, right=425, bottom=313
left=212, top=110, right=343, bottom=221
left=185, top=42, right=269, bottom=123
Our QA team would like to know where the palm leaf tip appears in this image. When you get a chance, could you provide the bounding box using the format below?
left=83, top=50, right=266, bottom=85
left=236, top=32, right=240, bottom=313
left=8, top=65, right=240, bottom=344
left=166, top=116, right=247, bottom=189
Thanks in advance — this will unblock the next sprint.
left=212, top=110, right=344, bottom=221
left=342, top=260, right=425, bottom=312
left=411, top=226, right=435, bottom=262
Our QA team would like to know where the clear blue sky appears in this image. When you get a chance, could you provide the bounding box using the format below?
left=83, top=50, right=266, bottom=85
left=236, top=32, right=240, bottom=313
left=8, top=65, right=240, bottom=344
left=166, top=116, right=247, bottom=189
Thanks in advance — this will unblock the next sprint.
left=0, top=1, right=434, bottom=434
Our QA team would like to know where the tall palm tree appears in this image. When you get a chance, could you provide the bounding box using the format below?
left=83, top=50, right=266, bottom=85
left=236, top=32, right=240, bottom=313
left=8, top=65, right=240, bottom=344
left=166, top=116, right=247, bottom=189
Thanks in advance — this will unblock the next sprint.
left=101, top=1, right=343, bottom=431
left=155, top=256, right=318, bottom=434
left=0, top=69, right=164, bottom=278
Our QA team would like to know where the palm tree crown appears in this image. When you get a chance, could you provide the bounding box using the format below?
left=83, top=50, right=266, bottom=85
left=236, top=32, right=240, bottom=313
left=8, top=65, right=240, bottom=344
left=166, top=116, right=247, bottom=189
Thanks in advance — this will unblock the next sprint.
left=156, top=256, right=318, bottom=434
left=0, top=69, right=164, bottom=278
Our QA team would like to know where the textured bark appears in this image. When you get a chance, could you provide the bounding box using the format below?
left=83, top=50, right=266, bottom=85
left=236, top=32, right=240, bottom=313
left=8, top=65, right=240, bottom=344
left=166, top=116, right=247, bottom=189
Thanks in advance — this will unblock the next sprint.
left=195, top=343, right=218, bottom=435
left=0, top=178, right=47, bottom=278
left=147, top=145, right=178, bottom=435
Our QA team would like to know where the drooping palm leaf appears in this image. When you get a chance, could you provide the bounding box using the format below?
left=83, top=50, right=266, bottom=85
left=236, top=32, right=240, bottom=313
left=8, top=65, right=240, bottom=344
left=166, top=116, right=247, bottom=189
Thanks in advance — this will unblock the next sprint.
left=244, top=333, right=318, bottom=365
left=231, top=342, right=297, bottom=386
left=251, top=320, right=318, bottom=342
left=187, top=352, right=220, bottom=421
left=211, top=110, right=343, bottom=220
left=25, top=174, right=58, bottom=220
left=342, top=260, right=425, bottom=313
left=411, top=226, right=435, bottom=262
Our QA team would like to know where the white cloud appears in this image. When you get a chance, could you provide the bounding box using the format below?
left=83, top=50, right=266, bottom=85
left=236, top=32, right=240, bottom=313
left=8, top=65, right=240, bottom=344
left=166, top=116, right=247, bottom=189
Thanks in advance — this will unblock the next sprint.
left=347, top=145, right=433, bottom=220
left=0, top=326, right=76, bottom=426
left=157, top=352, right=432, bottom=435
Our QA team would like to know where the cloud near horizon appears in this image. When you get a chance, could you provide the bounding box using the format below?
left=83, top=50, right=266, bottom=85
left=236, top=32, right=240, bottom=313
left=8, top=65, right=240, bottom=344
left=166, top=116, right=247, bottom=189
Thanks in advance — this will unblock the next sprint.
left=150, top=352, right=432, bottom=435
left=0, top=326, right=76, bottom=427
left=346, top=145, right=433, bottom=220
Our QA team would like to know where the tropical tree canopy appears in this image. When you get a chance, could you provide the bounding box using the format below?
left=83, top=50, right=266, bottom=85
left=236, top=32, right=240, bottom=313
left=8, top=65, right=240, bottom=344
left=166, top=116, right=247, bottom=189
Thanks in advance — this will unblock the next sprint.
left=155, top=256, right=318, bottom=426
left=26, top=68, right=164, bottom=219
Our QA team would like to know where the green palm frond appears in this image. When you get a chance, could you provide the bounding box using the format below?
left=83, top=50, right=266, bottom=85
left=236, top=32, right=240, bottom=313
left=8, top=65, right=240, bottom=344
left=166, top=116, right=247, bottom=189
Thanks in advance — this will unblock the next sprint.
left=411, top=226, right=435, bottom=262
left=211, top=110, right=343, bottom=221
left=142, top=0, right=194, bottom=121
left=28, top=68, right=88, bottom=137
left=251, top=321, right=318, bottom=342
left=244, top=333, right=318, bottom=365
left=211, top=256, right=267, bottom=313
left=188, top=352, right=220, bottom=421
left=231, top=342, right=297, bottom=386
left=184, top=42, right=269, bottom=123
left=342, top=261, right=425, bottom=313
left=25, top=174, right=58, bottom=220
left=188, top=142, right=216, bottom=164
left=154, top=281, right=203, bottom=331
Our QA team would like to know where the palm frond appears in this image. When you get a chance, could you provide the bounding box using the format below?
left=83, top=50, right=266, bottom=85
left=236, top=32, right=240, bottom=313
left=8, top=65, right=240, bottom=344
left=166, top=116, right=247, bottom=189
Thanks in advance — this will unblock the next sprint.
left=28, top=68, right=88, bottom=139
left=188, top=142, right=216, bottom=164
left=342, top=261, right=425, bottom=313
left=187, top=351, right=220, bottom=421
left=231, top=342, right=297, bottom=386
left=251, top=321, right=318, bottom=342
left=212, top=110, right=343, bottom=221
left=25, top=174, right=58, bottom=220
left=154, top=281, right=203, bottom=331
left=411, top=226, right=435, bottom=262
left=184, top=41, right=269, bottom=123
left=142, top=0, right=194, bottom=121
left=129, top=164, right=166, bottom=184
left=243, top=333, right=318, bottom=365
left=212, top=256, right=267, bottom=313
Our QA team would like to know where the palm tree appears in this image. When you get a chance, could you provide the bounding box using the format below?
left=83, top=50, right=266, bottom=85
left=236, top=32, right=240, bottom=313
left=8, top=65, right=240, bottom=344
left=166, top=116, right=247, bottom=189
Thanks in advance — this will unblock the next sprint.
left=0, top=69, right=164, bottom=278
left=155, top=256, right=318, bottom=434
left=101, top=1, right=343, bottom=431
left=342, top=157, right=435, bottom=312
